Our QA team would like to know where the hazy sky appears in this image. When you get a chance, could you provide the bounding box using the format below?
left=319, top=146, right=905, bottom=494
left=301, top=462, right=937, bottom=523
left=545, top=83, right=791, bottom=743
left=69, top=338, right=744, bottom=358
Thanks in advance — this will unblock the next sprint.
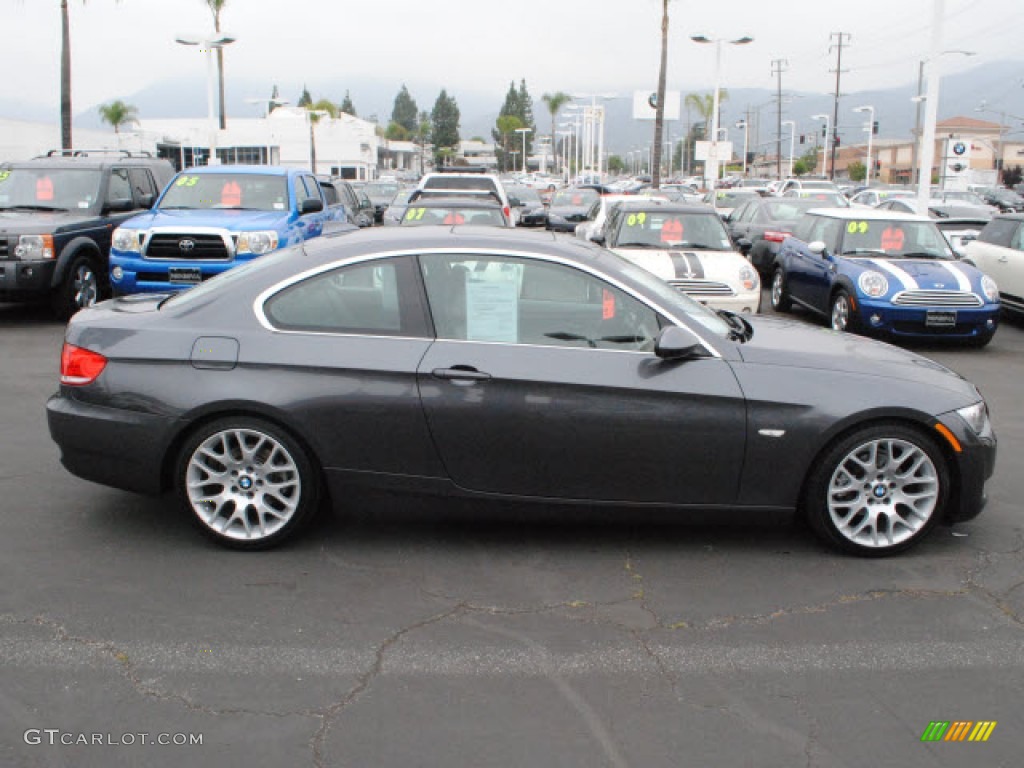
left=3, top=0, right=1021, bottom=111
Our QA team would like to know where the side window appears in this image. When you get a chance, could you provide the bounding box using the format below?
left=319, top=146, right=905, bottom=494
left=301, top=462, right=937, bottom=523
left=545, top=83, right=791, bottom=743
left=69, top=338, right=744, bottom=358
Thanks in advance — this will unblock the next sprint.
left=107, top=168, right=132, bottom=203
left=295, top=176, right=320, bottom=210
left=1011, top=224, right=1024, bottom=251
left=127, top=169, right=156, bottom=206
left=791, top=215, right=815, bottom=242
left=809, top=217, right=842, bottom=252
left=980, top=218, right=1018, bottom=248
left=419, top=253, right=661, bottom=352
left=265, top=257, right=425, bottom=336
left=319, top=182, right=340, bottom=206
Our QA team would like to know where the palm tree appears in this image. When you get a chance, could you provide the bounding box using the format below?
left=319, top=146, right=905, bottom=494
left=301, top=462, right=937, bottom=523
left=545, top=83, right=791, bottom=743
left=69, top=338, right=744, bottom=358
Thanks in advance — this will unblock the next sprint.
left=541, top=91, right=571, bottom=174
left=651, top=0, right=669, bottom=188
left=684, top=90, right=728, bottom=179
left=97, top=100, right=139, bottom=134
left=204, top=0, right=228, bottom=130
left=495, top=115, right=523, bottom=173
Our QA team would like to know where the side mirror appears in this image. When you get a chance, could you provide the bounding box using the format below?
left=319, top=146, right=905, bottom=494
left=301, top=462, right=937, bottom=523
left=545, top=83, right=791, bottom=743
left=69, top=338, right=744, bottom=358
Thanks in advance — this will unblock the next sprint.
left=138, top=193, right=155, bottom=209
left=737, top=238, right=753, bottom=255
left=590, top=232, right=606, bottom=245
left=722, top=212, right=733, bottom=223
left=508, top=196, right=521, bottom=208
left=301, top=197, right=324, bottom=214
left=105, top=198, right=134, bottom=212
left=654, top=326, right=709, bottom=361
left=808, top=240, right=828, bottom=257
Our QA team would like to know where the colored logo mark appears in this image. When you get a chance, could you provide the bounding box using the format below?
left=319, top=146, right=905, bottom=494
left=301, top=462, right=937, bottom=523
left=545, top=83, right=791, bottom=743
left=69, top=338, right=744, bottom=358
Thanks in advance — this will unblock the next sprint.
left=920, top=721, right=997, bottom=743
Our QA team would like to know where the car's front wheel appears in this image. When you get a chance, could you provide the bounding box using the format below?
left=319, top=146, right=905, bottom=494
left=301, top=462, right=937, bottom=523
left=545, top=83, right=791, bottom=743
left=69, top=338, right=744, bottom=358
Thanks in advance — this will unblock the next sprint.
left=770, top=267, right=792, bottom=312
left=803, top=423, right=949, bottom=556
left=52, top=254, right=101, bottom=320
left=177, top=418, right=320, bottom=550
left=830, top=289, right=858, bottom=332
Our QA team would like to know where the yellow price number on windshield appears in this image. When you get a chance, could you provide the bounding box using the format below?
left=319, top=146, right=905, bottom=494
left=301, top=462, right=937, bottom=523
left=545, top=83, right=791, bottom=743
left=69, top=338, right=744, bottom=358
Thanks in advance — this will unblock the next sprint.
left=0, top=171, right=10, bottom=183
left=405, top=207, right=426, bottom=221
left=626, top=212, right=647, bottom=227
left=846, top=221, right=869, bottom=234
left=175, top=175, right=200, bottom=187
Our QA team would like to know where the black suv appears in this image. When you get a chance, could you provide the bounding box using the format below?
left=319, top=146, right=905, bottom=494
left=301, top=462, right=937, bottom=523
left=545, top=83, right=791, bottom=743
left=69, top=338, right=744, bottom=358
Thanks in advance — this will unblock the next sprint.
left=0, top=150, right=175, bottom=318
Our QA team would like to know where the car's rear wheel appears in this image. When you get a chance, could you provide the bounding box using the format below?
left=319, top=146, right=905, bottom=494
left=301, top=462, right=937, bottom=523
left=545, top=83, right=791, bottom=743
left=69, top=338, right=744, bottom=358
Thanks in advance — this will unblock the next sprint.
left=770, top=267, right=791, bottom=312
left=830, top=289, right=857, bottom=332
left=177, top=418, right=319, bottom=550
left=803, top=423, right=949, bottom=556
left=53, top=254, right=101, bottom=320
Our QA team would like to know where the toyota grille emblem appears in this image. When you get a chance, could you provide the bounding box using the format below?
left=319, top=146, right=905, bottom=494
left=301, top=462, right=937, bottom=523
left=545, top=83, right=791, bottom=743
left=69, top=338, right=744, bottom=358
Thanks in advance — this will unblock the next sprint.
left=178, top=239, right=196, bottom=253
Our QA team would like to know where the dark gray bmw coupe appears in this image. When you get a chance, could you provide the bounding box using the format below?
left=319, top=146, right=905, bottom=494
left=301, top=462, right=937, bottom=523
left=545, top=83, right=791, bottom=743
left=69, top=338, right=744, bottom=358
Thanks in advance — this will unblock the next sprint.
left=47, top=227, right=996, bottom=555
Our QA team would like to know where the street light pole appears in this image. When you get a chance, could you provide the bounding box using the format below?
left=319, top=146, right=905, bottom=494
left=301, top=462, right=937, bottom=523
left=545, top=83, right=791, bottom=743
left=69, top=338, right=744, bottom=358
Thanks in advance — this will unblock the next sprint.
left=853, top=105, right=875, bottom=183
left=782, top=120, right=796, bottom=178
left=175, top=33, right=236, bottom=166
left=811, top=113, right=831, bottom=178
left=736, top=119, right=748, bottom=176
left=917, top=0, right=946, bottom=211
left=515, top=127, right=532, bottom=174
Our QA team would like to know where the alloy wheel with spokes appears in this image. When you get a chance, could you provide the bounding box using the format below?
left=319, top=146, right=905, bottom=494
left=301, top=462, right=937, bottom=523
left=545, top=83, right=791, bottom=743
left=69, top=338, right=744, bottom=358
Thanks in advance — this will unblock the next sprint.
left=830, top=290, right=854, bottom=332
left=178, top=418, right=318, bottom=549
left=771, top=267, right=791, bottom=312
left=74, top=262, right=99, bottom=309
left=805, top=424, right=948, bottom=556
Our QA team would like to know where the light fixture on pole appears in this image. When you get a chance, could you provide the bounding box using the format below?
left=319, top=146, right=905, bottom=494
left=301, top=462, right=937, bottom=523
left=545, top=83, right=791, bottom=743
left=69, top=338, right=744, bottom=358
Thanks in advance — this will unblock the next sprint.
left=912, top=50, right=974, bottom=184
left=811, top=113, right=831, bottom=178
left=515, top=127, right=532, bottom=174
left=853, top=105, right=875, bottom=183
left=690, top=34, right=754, bottom=192
left=782, top=120, right=796, bottom=178
left=175, top=33, right=236, bottom=166
left=735, top=119, right=749, bottom=175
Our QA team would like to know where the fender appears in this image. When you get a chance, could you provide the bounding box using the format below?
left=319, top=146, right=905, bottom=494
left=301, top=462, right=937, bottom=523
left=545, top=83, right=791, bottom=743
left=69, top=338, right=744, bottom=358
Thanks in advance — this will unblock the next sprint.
left=833, top=273, right=858, bottom=299
left=50, top=236, right=103, bottom=288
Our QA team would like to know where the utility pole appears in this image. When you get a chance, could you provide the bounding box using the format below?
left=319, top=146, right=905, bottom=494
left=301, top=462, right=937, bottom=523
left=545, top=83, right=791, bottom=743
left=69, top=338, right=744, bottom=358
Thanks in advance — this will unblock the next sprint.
left=771, top=58, right=788, bottom=179
left=829, top=32, right=851, bottom=181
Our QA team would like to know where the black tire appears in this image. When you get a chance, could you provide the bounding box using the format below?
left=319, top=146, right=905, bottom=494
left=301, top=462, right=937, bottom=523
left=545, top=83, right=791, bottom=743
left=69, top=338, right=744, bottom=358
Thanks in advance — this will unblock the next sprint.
left=176, top=417, right=320, bottom=550
left=829, top=289, right=858, bottom=333
left=770, top=267, right=792, bottom=312
left=803, top=423, right=950, bottom=556
left=52, top=254, right=102, bottom=320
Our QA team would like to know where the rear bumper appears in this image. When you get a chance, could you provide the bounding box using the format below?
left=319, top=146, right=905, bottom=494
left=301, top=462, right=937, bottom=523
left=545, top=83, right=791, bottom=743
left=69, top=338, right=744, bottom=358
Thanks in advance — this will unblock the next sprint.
left=46, top=392, right=177, bottom=495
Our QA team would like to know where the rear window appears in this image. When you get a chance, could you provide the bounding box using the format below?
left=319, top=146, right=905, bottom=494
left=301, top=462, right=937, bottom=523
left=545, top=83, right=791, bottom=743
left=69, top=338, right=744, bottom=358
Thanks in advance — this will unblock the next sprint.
left=423, top=176, right=499, bottom=195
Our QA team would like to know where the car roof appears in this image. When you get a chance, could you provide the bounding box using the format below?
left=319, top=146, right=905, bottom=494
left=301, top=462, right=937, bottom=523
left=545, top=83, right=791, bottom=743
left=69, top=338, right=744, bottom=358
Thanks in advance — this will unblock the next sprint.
left=610, top=200, right=714, bottom=214
left=2, top=155, right=169, bottom=171
left=807, top=207, right=931, bottom=222
left=406, top=196, right=502, bottom=209
left=178, top=165, right=295, bottom=177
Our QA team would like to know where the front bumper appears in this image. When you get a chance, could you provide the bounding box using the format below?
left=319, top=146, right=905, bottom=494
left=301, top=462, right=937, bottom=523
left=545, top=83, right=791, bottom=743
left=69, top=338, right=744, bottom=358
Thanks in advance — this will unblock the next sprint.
left=47, top=391, right=177, bottom=495
left=936, top=410, right=997, bottom=523
left=855, top=298, right=1000, bottom=340
left=0, top=258, right=56, bottom=299
left=110, top=250, right=255, bottom=294
left=684, top=290, right=762, bottom=314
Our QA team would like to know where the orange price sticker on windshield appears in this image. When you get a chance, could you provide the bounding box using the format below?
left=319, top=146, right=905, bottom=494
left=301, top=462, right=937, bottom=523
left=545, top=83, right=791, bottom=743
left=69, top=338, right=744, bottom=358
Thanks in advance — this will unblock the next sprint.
left=36, top=176, right=54, bottom=201
left=602, top=289, right=616, bottom=319
left=660, top=218, right=684, bottom=243
left=881, top=226, right=905, bottom=251
left=443, top=212, right=465, bottom=225
left=221, top=180, right=242, bottom=207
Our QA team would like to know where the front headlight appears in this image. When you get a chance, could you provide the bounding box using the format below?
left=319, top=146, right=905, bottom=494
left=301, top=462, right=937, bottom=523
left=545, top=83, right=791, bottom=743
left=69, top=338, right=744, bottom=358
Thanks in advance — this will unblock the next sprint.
left=111, top=227, right=142, bottom=253
left=236, top=231, right=279, bottom=255
left=14, top=234, right=54, bottom=260
left=956, top=401, right=992, bottom=437
left=739, top=264, right=759, bottom=292
left=858, top=270, right=889, bottom=298
left=981, top=274, right=999, bottom=303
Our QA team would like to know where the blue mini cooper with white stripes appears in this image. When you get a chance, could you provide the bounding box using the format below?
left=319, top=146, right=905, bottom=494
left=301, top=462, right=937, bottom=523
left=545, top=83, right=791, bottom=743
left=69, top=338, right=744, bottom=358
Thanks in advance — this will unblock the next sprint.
left=770, top=209, right=1000, bottom=347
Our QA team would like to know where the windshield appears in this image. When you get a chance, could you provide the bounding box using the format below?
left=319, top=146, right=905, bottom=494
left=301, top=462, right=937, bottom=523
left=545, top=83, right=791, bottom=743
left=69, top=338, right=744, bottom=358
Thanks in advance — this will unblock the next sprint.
left=613, top=210, right=732, bottom=250
left=840, top=219, right=954, bottom=259
left=363, top=183, right=401, bottom=199
left=790, top=192, right=850, bottom=206
left=507, top=186, right=542, bottom=204
left=160, top=173, right=288, bottom=211
left=552, top=188, right=600, bottom=207
left=799, top=181, right=840, bottom=190
left=764, top=200, right=825, bottom=220
left=400, top=205, right=506, bottom=227
left=0, top=168, right=102, bottom=210
left=608, top=251, right=732, bottom=337
left=711, top=190, right=756, bottom=206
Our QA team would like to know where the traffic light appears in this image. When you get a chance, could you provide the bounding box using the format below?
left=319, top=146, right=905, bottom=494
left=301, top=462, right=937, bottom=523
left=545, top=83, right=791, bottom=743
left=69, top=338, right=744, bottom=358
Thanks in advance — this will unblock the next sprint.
left=822, top=125, right=827, bottom=137
left=799, top=134, right=806, bottom=145
left=872, top=121, right=879, bottom=135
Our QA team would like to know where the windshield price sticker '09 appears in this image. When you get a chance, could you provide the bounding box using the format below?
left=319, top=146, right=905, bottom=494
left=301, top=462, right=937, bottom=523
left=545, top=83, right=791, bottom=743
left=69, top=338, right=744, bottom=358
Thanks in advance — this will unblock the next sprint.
left=846, top=221, right=869, bottom=234
left=405, top=207, right=426, bottom=221
left=0, top=171, right=10, bottom=183
left=626, top=212, right=647, bottom=227
left=175, top=176, right=200, bottom=187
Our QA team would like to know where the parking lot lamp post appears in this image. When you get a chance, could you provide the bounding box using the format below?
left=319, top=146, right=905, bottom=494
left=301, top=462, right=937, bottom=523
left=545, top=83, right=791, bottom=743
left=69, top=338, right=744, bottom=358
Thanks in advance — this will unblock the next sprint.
left=736, top=119, right=748, bottom=175
left=175, top=34, right=236, bottom=165
left=811, top=113, right=831, bottom=178
left=853, top=105, right=875, bottom=183
left=515, top=127, right=532, bottom=174
left=917, top=0, right=946, bottom=210
left=691, top=34, right=754, bottom=193
left=782, top=120, right=796, bottom=178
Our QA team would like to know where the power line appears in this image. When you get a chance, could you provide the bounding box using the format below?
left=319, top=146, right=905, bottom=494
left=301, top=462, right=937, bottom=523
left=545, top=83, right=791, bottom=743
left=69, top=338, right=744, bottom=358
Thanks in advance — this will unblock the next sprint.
left=829, top=32, right=851, bottom=181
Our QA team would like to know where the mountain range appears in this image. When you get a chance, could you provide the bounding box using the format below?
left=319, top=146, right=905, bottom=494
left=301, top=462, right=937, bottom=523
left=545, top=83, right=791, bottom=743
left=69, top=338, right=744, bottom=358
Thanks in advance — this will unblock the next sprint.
left=4, top=59, right=1022, bottom=158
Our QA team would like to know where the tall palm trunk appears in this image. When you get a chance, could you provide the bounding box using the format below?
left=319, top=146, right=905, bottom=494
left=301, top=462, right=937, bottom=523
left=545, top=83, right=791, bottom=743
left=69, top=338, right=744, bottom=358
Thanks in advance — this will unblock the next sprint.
left=60, top=0, right=72, bottom=150
left=214, top=13, right=226, bottom=129
left=651, top=0, right=669, bottom=188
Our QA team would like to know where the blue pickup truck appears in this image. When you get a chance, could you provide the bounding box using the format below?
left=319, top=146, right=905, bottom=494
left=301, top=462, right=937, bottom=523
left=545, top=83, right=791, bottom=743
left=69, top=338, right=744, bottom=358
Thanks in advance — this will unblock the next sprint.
left=109, top=165, right=341, bottom=294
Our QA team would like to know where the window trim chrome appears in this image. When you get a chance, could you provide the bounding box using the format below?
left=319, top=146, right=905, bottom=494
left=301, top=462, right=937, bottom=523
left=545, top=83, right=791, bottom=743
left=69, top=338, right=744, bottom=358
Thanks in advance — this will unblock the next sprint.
left=252, top=247, right=723, bottom=358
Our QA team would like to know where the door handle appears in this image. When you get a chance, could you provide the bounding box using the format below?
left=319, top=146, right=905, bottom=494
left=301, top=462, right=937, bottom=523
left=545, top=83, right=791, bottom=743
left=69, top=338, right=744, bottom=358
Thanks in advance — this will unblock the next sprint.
left=431, top=366, right=492, bottom=382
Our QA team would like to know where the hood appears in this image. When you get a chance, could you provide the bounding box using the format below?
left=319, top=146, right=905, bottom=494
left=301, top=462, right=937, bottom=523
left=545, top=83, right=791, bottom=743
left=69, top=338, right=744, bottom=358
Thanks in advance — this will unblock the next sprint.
left=736, top=315, right=976, bottom=395
left=130, top=208, right=292, bottom=231
left=0, top=208, right=101, bottom=233
left=846, top=257, right=982, bottom=292
left=611, top=247, right=748, bottom=284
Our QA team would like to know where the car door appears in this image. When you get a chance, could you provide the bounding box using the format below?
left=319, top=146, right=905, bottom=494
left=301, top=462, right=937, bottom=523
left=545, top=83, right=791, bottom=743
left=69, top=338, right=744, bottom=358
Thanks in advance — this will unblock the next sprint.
left=785, top=215, right=832, bottom=306
left=968, top=218, right=1020, bottom=301
left=415, top=251, right=746, bottom=504
left=296, top=175, right=326, bottom=240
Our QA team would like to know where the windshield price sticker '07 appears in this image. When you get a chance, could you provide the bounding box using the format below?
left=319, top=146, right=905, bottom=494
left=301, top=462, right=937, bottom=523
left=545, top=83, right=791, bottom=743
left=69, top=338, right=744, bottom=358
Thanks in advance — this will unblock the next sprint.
left=175, top=176, right=200, bottom=187
left=0, top=171, right=10, bottom=183
left=846, top=221, right=869, bottom=234
left=626, top=212, right=647, bottom=227
left=405, top=207, right=426, bottom=221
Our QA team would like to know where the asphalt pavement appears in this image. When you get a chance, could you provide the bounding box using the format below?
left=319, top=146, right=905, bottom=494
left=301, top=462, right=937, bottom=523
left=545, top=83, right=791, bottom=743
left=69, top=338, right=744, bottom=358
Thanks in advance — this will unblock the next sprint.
left=1, top=294, right=1022, bottom=767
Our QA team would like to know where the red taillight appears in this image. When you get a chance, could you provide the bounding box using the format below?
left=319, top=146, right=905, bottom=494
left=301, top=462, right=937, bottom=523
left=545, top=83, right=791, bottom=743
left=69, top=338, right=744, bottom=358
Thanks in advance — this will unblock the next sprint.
left=764, top=230, right=791, bottom=242
left=60, top=343, right=107, bottom=386
left=503, top=206, right=511, bottom=220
